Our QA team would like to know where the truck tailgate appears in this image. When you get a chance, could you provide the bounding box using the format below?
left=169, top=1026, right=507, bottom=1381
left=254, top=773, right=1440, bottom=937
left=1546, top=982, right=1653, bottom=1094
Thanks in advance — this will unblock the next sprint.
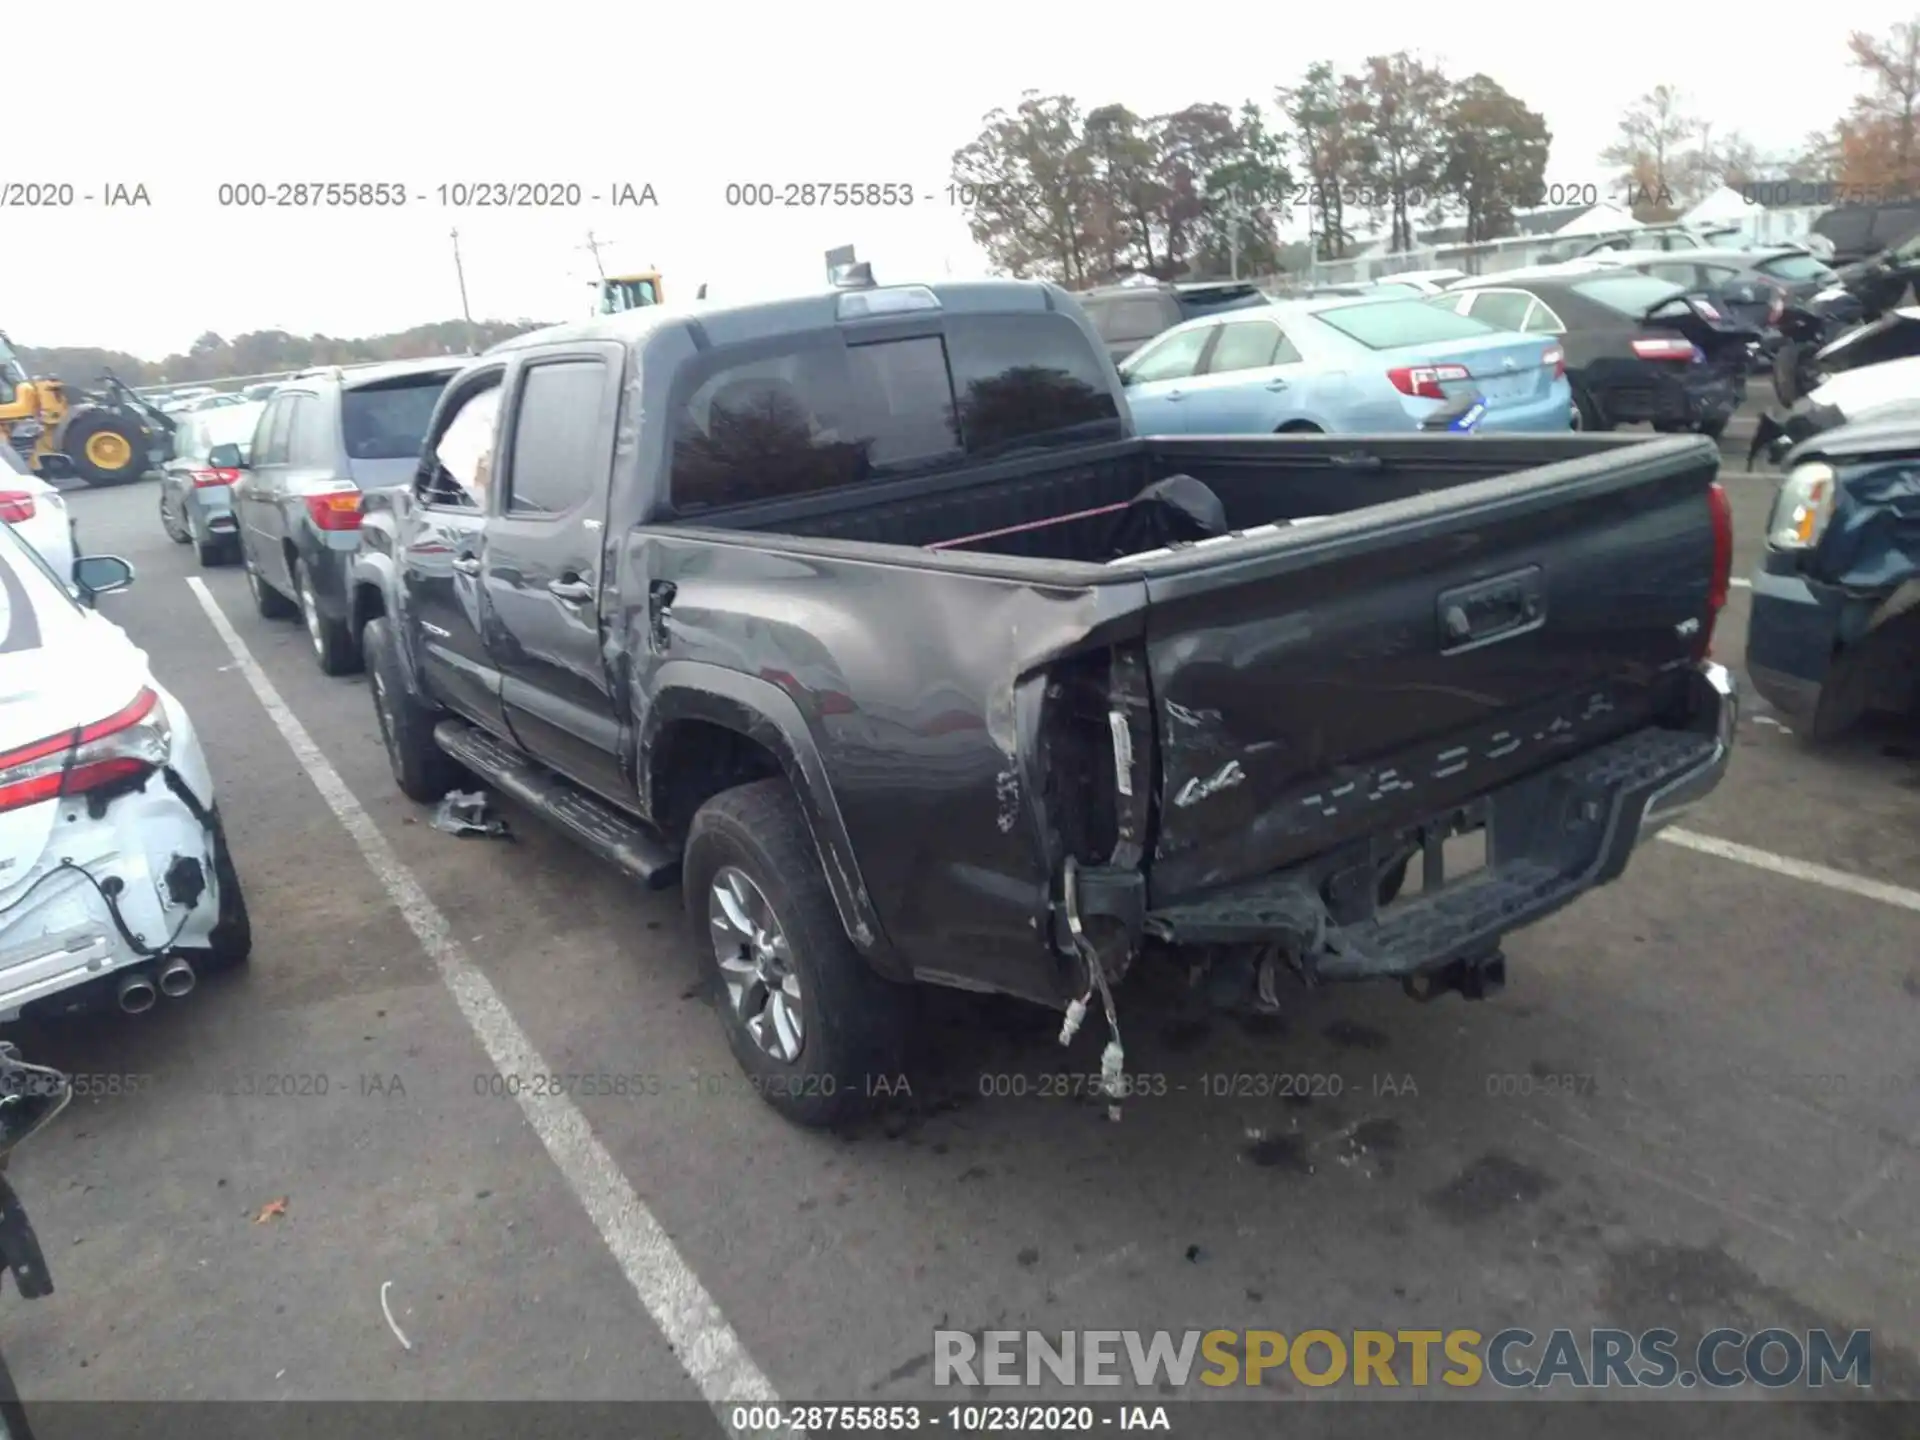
left=1134, top=437, right=1724, bottom=902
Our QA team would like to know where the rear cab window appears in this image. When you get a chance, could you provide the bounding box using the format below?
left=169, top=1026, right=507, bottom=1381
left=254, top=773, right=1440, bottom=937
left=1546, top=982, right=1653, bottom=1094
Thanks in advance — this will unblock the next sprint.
left=342, top=373, right=458, bottom=460
left=1084, top=293, right=1177, bottom=347
left=1311, top=298, right=1499, bottom=349
left=669, top=311, right=1122, bottom=512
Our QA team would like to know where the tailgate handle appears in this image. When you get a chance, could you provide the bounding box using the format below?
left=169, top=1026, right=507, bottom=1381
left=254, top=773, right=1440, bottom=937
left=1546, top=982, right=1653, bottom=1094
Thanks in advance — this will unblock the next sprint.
left=1437, top=566, right=1544, bottom=653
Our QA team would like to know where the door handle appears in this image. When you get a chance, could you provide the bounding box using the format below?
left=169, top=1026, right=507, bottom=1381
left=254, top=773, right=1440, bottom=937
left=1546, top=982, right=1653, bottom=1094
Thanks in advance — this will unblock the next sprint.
left=1166, top=389, right=1185, bottom=400
left=1265, top=378, right=1290, bottom=391
left=451, top=555, right=480, bottom=576
left=548, top=578, right=594, bottom=604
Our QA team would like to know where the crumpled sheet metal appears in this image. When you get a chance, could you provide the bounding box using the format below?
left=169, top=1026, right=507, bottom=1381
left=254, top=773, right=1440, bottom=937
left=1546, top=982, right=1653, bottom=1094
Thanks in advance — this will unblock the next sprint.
left=1819, top=459, right=1920, bottom=591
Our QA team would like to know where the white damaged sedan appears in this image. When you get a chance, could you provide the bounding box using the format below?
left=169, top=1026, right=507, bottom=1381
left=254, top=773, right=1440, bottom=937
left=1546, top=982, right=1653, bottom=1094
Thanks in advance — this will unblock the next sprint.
left=0, top=526, right=249, bottom=1021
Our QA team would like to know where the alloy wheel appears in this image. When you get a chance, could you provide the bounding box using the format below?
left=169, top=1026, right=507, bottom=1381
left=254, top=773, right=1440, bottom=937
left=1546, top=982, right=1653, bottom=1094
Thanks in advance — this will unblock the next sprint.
left=299, top=569, right=325, bottom=659
left=708, top=865, right=804, bottom=1062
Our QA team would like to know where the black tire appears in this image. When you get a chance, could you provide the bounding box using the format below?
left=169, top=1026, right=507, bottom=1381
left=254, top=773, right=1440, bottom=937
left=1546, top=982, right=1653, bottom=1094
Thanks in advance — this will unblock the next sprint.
left=160, top=491, right=191, bottom=544
left=199, top=807, right=252, bottom=973
left=684, top=778, right=912, bottom=1127
left=61, top=408, right=148, bottom=487
left=1773, top=340, right=1802, bottom=407
left=245, top=550, right=297, bottom=619
left=1571, top=382, right=1611, bottom=431
left=196, top=534, right=238, bottom=567
left=1697, top=413, right=1730, bottom=440
left=365, top=616, right=466, bottom=802
left=292, top=556, right=361, bottom=675
left=1276, top=421, right=1323, bottom=434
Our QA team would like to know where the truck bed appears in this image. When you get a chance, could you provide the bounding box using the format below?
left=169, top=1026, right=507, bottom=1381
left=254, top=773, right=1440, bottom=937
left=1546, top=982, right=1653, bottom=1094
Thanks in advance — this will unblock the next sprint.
left=647, top=430, right=1728, bottom=991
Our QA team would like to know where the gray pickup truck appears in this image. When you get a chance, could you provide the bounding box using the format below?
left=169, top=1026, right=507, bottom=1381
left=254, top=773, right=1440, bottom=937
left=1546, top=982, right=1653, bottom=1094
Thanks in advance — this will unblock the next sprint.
left=350, top=277, right=1738, bottom=1126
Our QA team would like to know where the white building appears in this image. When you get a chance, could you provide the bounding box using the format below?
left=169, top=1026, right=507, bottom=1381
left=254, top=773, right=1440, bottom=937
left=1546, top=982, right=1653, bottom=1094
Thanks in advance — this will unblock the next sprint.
left=1679, top=184, right=1825, bottom=248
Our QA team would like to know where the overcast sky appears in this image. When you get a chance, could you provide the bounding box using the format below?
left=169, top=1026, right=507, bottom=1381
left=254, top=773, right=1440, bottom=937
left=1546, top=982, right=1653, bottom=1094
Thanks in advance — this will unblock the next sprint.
left=8, top=0, right=1908, bottom=359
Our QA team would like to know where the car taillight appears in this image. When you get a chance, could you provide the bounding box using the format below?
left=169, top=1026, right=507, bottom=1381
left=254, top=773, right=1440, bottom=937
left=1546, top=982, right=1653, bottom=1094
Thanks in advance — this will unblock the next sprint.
left=190, top=467, right=242, bottom=488
left=0, top=490, right=35, bottom=524
left=0, top=686, right=171, bottom=815
left=1632, top=336, right=1700, bottom=362
left=304, top=490, right=362, bottom=531
left=1540, top=345, right=1566, bottom=379
left=1702, top=481, right=1733, bottom=660
left=1387, top=363, right=1470, bottom=400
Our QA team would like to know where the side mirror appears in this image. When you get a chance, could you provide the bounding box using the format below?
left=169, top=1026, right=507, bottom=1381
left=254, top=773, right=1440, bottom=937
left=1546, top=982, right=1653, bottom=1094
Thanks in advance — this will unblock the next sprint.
left=207, top=442, right=245, bottom=469
left=32, top=453, right=76, bottom=481
left=72, top=554, right=135, bottom=599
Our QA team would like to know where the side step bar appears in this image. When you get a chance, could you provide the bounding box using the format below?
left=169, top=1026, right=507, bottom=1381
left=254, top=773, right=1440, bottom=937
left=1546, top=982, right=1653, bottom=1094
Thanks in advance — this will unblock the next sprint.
left=433, top=720, right=681, bottom=890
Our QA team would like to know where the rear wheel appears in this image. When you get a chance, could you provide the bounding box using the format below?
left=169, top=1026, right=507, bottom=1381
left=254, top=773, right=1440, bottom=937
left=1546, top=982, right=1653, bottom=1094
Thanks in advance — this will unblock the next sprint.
left=245, top=550, right=297, bottom=619
left=62, top=409, right=148, bottom=487
left=365, top=616, right=466, bottom=802
left=684, top=778, right=914, bottom=1128
left=1697, top=414, right=1730, bottom=440
left=293, top=556, right=361, bottom=675
left=1571, top=382, right=1611, bottom=431
left=200, top=809, right=252, bottom=973
left=160, top=490, right=191, bottom=544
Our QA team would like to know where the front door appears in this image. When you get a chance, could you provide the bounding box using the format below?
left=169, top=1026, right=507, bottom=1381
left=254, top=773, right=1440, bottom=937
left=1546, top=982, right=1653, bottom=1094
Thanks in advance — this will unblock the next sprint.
left=482, top=344, right=628, bottom=801
left=1180, top=315, right=1310, bottom=433
left=401, top=369, right=509, bottom=731
left=1118, top=324, right=1218, bottom=435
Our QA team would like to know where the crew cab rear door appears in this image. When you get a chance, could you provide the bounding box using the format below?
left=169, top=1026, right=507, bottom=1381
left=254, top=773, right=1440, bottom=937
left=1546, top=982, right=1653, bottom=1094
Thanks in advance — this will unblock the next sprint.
left=1129, top=436, right=1725, bottom=903
left=481, top=342, right=629, bottom=803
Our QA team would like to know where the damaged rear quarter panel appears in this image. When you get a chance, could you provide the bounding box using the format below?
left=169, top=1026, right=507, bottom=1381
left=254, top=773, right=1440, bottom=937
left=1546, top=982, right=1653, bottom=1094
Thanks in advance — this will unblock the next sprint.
left=627, top=531, right=1147, bottom=1005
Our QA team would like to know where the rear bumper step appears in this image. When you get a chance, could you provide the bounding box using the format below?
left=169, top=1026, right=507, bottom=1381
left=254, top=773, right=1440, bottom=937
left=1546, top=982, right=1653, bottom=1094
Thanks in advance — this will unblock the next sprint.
left=1145, top=663, right=1736, bottom=980
left=433, top=720, right=681, bottom=889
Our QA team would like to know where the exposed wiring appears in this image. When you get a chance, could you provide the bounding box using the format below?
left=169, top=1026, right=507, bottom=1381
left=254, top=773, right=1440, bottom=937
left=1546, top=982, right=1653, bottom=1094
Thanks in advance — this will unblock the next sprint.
left=0, top=860, right=196, bottom=957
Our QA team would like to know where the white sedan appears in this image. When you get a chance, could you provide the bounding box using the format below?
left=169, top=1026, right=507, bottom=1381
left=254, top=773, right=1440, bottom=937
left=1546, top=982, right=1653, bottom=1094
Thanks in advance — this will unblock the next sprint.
left=0, top=527, right=251, bottom=1021
left=0, top=445, right=76, bottom=589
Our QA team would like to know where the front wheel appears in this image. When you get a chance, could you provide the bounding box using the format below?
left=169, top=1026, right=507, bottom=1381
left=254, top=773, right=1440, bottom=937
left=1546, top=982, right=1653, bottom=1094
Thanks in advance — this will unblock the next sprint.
left=684, top=779, right=913, bottom=1127
left=365, top=616, right=466, bottom=802
left=62, top=409, right=147, bottom=487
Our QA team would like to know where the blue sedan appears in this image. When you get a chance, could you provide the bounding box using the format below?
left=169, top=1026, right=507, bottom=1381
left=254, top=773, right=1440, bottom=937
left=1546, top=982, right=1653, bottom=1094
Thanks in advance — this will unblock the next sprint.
left=1117, top=295, right=1575, bottom=436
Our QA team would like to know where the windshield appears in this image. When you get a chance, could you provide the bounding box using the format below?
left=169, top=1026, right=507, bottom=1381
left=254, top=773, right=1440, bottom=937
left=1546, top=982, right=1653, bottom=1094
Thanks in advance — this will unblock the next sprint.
left=1311, top=298, right=1499, bottom=348
left=1571, top=274, right=1688, bottom=316
left=342, top=375, right=456, bottom=460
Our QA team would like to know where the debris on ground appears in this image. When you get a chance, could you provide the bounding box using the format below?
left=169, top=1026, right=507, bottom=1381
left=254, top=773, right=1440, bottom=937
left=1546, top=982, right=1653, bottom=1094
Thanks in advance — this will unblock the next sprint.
left=431, top=790, right=511, bottom=839
left=253, top=1197, right=288, bottom=1224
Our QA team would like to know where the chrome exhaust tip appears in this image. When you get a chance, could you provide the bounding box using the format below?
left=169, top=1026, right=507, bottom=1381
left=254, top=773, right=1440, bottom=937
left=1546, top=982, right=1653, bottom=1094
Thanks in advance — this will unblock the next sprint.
left=157, top=956, right=196, bottom=999
left=117, top=969, right=158, bottom=1015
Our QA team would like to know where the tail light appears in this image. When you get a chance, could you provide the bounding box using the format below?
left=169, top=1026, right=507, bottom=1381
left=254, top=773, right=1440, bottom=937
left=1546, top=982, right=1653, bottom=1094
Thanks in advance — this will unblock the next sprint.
left=1540, top=345, right=1566, bottom=379
left=0, top=490, right=35, bottom=524
left=1387, top=363, right=1470, bottom=400
left=190, top=467, right=242, bottom=488
left=1632, top=336, right=1700, bottom=362
left=1702, top=481, right=1734, bottom=660
left=304, top=490, right=362, bottom=531
left=0, top=687, right=171, bottom=815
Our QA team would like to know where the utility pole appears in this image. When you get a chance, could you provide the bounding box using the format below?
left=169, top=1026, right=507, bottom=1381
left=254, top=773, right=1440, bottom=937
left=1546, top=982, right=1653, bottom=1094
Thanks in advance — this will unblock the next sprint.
left=581, top=230, right=609, bottom=280
left=449, top=228, right=477, bottom=354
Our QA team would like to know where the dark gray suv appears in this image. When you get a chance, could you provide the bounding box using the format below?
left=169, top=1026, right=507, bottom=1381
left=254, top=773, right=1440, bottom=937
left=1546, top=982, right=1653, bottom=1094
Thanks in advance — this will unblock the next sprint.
left=220, top=358, right=461, bottom=673
left=1075, top=281, right=1270, bottom=363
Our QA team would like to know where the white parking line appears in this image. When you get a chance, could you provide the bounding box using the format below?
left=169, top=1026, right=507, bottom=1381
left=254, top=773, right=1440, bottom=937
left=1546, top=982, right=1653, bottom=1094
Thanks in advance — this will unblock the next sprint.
left=1659, top=827, right=1920, bottom=915
left=184, top=579, right=788, bottom=1437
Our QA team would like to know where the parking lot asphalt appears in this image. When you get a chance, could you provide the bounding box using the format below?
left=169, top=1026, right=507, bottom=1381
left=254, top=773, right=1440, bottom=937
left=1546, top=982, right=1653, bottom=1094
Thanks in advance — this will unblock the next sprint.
left=3, top=420, right=1917, bottom=1437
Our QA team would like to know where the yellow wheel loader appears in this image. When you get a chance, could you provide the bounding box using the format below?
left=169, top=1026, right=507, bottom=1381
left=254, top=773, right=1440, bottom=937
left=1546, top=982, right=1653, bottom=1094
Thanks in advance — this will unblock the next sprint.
left=591, top=270, right=665, bottom=315
left=0, top=330, right=173, bottom=487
